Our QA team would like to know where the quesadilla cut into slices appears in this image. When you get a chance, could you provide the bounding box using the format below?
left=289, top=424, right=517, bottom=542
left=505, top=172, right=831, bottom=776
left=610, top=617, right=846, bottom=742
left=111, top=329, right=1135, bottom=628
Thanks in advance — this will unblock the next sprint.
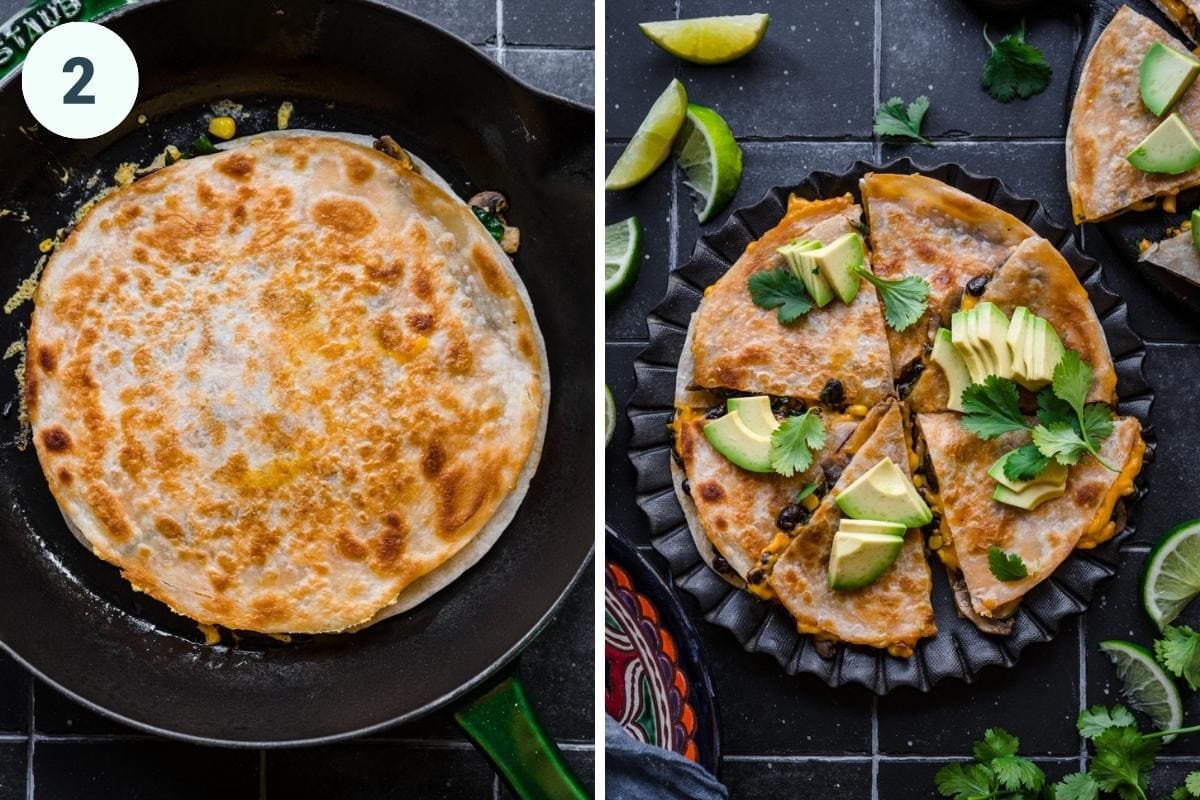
left=1139, top=227, right=1200, bottom=286
left=689, top=194, right=894, bottom=407
left=918, top=413, right=1145, bottom=619
left=1068, top=5, right=1200, bottom=222
left=1152, top=0, right=1200, bottom=42
left=910, top=236, right=1117, bottom=411
left=860, top=173, right=1034, bottom=379
left=767, top=401, right=936, bottom=656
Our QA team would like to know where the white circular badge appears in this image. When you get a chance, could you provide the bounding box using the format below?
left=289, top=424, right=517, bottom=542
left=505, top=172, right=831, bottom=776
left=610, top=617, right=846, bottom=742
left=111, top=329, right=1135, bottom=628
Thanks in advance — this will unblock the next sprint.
left=21, top=22, right=139, bottom=140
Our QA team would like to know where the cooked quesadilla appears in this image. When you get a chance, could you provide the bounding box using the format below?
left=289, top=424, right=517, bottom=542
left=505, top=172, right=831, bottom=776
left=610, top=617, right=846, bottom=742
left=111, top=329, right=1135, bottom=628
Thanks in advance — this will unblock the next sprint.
left=26, top=132, right=548, bottom=634
left=1152, top=0, right=1200, bottom=42
left=1139, top=227, right=1200, bottom=286
left=768, top=401, right=936, bottom=656
left=918, top=413, right=1145, bottom=619
left=860, top=173, right=1034, bottom=378
left=689, top=194, right=894, bottom=407
left=1067, top=5, right=1200, bottom=222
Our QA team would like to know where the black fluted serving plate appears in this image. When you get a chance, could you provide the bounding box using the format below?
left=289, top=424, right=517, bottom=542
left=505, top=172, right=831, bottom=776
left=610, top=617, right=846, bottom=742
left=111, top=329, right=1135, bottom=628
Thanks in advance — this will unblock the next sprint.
left=628, top=158, right=1154, bottom=694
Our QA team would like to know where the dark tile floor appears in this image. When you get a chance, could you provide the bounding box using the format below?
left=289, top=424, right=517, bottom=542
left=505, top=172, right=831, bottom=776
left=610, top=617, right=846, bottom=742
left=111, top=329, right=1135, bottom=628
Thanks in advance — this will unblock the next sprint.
left=605, top=0, right=1200, bottom=797
left=0, top=1, right=594, bottom=799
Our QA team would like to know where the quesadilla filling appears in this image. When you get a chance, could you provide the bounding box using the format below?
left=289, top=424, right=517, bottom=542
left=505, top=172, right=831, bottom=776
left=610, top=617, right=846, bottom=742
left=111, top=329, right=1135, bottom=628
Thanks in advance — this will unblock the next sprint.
left=674, top=174, right=1145, bottom=657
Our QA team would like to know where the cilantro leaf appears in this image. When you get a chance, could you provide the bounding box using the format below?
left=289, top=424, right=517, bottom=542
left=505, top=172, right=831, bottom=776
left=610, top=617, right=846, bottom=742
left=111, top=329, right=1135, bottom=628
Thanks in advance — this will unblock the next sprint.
left=748, top=267, right=813, bottom=324
left=1003, top=444, right=1050, bottom=482
left=1052, top=351, right=1093, bottom=429
left=974, top=727, right=1020, bottom=763
left=794, top=482, right=819, bottom=503
left=1077, top=705, right=1137, bottom=740
left=769, top=410, right=825, bottom=478
left=1188, top=772, right=1200, bottom=795
left=1081, top=403, right=1114, bottom=445
left=1035, top=387, right=1074, bottom=428
left=934, top=762, right=994, bottom=799
left=1155, top=625, right=1200, bottom=691
left=988, top=546, right=1028, bottom=581
left=873, top=95, right=934, bottom=146
left=1089, top=725, right=1159, bottom=797
left=991, top=755, right=1044, bottom=792
left=1032, top=421, right=1090, bottom=466
left=853, top=265, right=930, bottom=331
left=981, top=20, right=1052, bottom=103
left=1055, top=772, right=1101, bottom=800
left=960, top=377, right=1029, bottom=439
left=472, top=206, right=506, bottom=243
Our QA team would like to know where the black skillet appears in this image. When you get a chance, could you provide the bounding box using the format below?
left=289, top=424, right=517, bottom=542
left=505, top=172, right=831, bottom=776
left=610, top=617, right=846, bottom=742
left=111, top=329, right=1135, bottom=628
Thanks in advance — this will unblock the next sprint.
left=0, top=0, right=592, bottom=796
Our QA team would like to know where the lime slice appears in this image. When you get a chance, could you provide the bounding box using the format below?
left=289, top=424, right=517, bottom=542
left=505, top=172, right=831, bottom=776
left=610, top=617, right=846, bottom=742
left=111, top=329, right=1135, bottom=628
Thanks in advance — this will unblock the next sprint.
left=639, top=14, right=770, bottom=65
left=1141, top=518, right=1200, bottom=630
left=605, top=217, right=642, bottom=301
left=605, top=79, right=688, bottom=191
left=1099, top=640, right=1184, bottom=741
left=674, top=104, right=742, bottom=223
left=605, top=385, right=616, bottom=445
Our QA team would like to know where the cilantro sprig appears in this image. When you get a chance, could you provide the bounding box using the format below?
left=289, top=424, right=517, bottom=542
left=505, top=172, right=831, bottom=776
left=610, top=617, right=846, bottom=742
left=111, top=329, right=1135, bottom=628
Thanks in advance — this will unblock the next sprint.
left=748, top=267, right=813, bottom=324
left=935, top=728, right=1045, bottom=800
left=1156, top=625, right=1200, bottom=691
left=981, top=20, right=1052, bottom=103
left=769, top=409, right=825, bottom=478
left=987, top=546, right=1029, bottom=582
left=873, top=95, right=934, bottom=146
left=853, top=265, right=930, bottom=331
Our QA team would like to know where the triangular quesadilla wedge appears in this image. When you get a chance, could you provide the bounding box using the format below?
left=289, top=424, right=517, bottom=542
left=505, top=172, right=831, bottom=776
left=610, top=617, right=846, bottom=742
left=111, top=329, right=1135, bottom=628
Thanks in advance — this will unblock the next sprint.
left=910, top=237, right=1117, bottom=411
left=1151, top=0, right=1200, bottom=42
left=767, top=401, right=936, bottom=656
left=860, top=173, right=1034, bottom=379
left=918, top=413, right=1145, bottom=619
left=1067, top=5, right=1200, bottom=222
left=690, top=194, right=894, bottom=407
left=1139, top=227, right=1200, bottom=286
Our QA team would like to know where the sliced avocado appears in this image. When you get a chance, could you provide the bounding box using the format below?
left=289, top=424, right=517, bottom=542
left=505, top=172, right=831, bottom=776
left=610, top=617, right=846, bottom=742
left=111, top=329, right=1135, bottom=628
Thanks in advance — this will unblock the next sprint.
left=827, top=530, right=905, bottom=591
left=778, top=239, right=835, bottom=308
left=993, top=481, right=1066, bottom=511
left=1007, top=306, right=1032, bottom=381
left=726, top=396, right=778, bottom=438
left=703, top=410, right=774, bottom=473
left=835, top=456, right=933, bottom=527
left=1193, top=209, right=1200, bottom=253
left=838, top=518, right=907, bottom=537
left=987, top=449, right=1069, bottom=493
left=808, top=232, right=865, bottom=305
left=1127, top=113, right=1200, bottom=174
left=951, top=310, right=989, bottom=385
left=1011, top=315, right=1065, bottom=390
left=971, top=302, right=1012, bottom=380
left=931, top=327, right=971, bottom=412
left=1140, top=42, right=1200, bottom=117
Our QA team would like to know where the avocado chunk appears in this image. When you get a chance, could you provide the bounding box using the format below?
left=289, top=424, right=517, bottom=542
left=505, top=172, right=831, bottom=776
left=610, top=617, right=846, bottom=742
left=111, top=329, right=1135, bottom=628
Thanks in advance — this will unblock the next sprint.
left=987, top=449, right=1068, bottom=492
left=971, top=302, right=1012, bottom=380
left=703, top=410, right=775, bottom=473
left=931, top=327, right=972, bottom=412
left=1127, top=113, right=1200, bottom=174
left=726, top=396, right=778, bottom=437
left=1006, top=306, right=1032, bottom=381
left=835, top=456, right=933, bottom=527
left=1009, top=310, right=1064, bottom=390
left=827, top=529, right=905, bottom=591
left=778, top=239, right=835, bottom=308
left=993, top=481, right=1066, bottom=511
left=1193, top=209, right=1200, bottom=253
left=951, top=310, right=990, bottom=384
left=838, top=518, right=907, bottom=537
left=1141, top=42, right=1200, bottom=117
left=807, top=232, right=865, bottom=305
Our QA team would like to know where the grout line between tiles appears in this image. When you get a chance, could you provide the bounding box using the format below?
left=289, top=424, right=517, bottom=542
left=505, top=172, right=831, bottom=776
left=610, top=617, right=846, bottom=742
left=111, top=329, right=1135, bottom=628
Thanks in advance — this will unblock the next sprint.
left=494, top=0, right=505, bottom=66
left=24, top=682, right=33, bottom=800
left=492, top=774, right=502, bottom=800
left=871, top=694, right=880, bottom=800
left=873, top=0, right=882, bottom=164
left=606, top=135, right=1068, bottom=146
left=1078, top=620, right=1087, bottom=773
left=725, top=753, right=1084, bottom=763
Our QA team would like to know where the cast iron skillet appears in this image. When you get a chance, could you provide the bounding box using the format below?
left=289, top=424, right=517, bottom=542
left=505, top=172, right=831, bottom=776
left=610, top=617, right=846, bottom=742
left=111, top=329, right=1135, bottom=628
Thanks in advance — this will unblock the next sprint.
left=0, top=0, right=592, bottom=792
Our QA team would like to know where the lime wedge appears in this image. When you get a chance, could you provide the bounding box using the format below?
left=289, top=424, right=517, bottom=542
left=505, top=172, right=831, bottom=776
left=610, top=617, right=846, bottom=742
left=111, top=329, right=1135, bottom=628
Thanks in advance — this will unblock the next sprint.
left=605, top=79, right=688, bottom=191
left=605, top=385, right=616, bottom=445
left=674, top=104, right=742, bottom=223
left=605, top=217, right=642, bottom=301
left=639, top=14, right=770, bottom=65
left=1099, top=640, right=1184, bottom=741
left=1142, top=519, right=1200, bottom=630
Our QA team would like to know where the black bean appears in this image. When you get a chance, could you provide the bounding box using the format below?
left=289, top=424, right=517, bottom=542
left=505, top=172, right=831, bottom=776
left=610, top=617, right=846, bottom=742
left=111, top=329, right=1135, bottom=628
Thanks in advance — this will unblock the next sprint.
left=896, top=358, right=926, bottom=399
left=966, top=274, right=990, bottom=296
left=819, top=378, right=844, bottom=408
left=747, top=567, right=766, bottom=585
left=681, top=479, right=691, bottom=496
left=671, top=448, right=684, bottom=467
left=705, top=405, right=725, bottom=420
left=712, top=556, right=735, bottom=577
left=776, top=503, right=806, bottom=531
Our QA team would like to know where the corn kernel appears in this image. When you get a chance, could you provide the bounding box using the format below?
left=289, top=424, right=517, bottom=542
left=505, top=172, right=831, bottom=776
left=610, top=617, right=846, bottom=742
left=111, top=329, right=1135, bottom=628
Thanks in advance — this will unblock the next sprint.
left=208, top=116, right=236, bottom=140
left=908, top=451, right=920, bottom=470
left=801, top=493, right=819, bottom=512
left=847, top=404, right=868, bottom=418
left=928, top=535, right=943, bottom=550
left=912, top=474, right=924, bottom=489
left=1164, top=194, right=1178, bottom=214
left=37, top=238, right=53, bottom=253
left=1138, top=238, right=1150, bottom=253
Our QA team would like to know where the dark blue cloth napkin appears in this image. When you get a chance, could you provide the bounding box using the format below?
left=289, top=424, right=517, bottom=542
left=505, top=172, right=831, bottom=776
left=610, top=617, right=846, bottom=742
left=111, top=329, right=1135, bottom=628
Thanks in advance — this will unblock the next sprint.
left=604, top=716, right=728, bottom=800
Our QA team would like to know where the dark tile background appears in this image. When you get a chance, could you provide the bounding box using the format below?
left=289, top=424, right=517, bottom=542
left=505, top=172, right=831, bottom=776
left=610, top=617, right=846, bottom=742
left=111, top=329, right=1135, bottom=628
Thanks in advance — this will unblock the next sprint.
left=606, top=0, right=1200, bottom=797
left=0, top=1, right=594, bottom=799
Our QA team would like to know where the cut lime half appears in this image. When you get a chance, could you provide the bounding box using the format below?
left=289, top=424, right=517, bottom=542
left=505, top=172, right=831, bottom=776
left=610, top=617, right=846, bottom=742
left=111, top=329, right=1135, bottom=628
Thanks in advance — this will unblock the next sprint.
left=1099, top=640, right=1184, bottom=741
left=1142, top=518, right=1200, bottom=630
left=674, top=103, right=742, bottom=223
left=605, top=385, right=616, bottom=445
left=605, top=79, right=688, bottom=191
left=605, top=217, right=642, bottom=301
left=639, top=14, right=770, bottom=65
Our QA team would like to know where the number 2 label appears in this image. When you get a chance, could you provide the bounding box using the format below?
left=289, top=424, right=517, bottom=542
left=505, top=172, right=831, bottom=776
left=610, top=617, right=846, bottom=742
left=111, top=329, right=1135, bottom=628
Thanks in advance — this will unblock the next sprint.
left=62, top=56, right=95, bottom=105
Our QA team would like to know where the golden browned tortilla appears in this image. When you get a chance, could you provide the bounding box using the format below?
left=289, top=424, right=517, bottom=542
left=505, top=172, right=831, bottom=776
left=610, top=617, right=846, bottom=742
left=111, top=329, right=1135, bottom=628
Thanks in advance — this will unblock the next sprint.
left=1067, top=5, right=1200, bottom=222
left=690, top=194, right=894, bottom=407
left=1152, top=0, right=1200, bottom=41
left=26, top=133, right=548, bottom=634
left=768, top=401, right=937, bottom=656
left=861, top=173, right=1034, bottom=377
left=919, top=413, right=1144, bottom=618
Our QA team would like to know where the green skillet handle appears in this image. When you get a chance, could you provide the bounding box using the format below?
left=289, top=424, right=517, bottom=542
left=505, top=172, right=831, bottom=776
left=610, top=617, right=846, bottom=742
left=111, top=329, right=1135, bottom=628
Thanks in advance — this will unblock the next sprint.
left=455, top=673, right=590, bottom=800
left=0, top=0, right=139, bottom=84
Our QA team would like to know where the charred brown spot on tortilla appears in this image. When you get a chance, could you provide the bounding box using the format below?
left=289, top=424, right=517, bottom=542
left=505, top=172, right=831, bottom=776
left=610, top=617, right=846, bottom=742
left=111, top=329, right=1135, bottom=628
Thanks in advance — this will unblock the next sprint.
left=699, top=481, right=724, bottom=502
left=41, top=425, right=71, bottom=451
left=335, top=529, right=369, bottom=561
left=343, top=155, right=375, bottom=184
left=366, top=258, right=404, bottom=282
left=312, top=197, right=378, bottom=237
left=155, top=516, right=184, bottom=542
left=37, top=345, right=57, bottom=373
left=405, top=311, right=434, bottom=332
left=216, top=152, right=255, bottom=180
left=422, top=442, right=445, bottom=478
left=57, top=468, right=72, bottom=484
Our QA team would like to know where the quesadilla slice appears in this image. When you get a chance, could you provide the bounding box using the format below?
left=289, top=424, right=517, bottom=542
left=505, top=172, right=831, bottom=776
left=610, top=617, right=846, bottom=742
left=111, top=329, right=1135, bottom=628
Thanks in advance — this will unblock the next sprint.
left=767, top=401, right=936, bottom=656
left=1139, top=227, right=1200, bottom=286
left=1152, top=0, right=1200, bottom=42
left=918, top=413, right=1145, bottom=619
left=860, top=173, right=1034, bottom=379
left=910, top=237, right=1117, bottom=411
left=1068, top=5, right=1200, bottom=222
left=690, top=194, right=894, bottom=407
